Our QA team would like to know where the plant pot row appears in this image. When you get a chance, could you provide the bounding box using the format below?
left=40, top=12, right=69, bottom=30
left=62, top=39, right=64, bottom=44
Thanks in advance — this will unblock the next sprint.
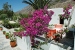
left=4, top=32, right=17, bottom=47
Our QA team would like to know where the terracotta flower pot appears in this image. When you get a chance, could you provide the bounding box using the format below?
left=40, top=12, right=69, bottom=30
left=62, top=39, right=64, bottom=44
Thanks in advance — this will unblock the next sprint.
left=0, top=27, right=3, bottom=31
left=10, top=41, right=17, bottom=47
left=6, top=35, right=9, bottom=39
left=3, top=31, right=6, bottom=35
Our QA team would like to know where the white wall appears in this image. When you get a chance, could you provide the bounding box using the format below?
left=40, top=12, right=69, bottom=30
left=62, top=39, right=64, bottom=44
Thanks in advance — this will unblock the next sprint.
left=48, top=8, right=64, bottom=25
left=48, top=8, right=75, bottom=26
left=70, top=8, right=75, bottom=26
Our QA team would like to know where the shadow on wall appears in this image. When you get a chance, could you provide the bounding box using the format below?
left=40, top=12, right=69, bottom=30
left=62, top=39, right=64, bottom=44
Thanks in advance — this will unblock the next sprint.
left=66, top=31, right=74, bottom=39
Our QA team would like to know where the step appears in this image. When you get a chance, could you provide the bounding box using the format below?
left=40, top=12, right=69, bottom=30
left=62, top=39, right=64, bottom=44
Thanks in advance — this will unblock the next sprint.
left=0, top=32, right=9, bottom=41
left=35, top=38, right=44, bottom=42
left=1, top=45, right=13, bottom=50
left=0, top=44, right=21, bottom=50
left=0, top=38, right=6, bottom=41
left=0, top=31, right=3, bottom=34
left=0, top=41, right=8, bottom=45
left=0, top=39, right=10, bottom=43
left=35, top=35, right=51, bottom=42
left=0, top=39, right=10, bottom=49
left=12, top=46, right=21, bottom=50
left=0, top=35, right=5, bottom=38
left=0, top=33, right=4, bottom=35
left=50, top=40, right=72, bottom=50
left=35, top=35, right=45, bottom=41
left=0, top=42, right=10, bottom=50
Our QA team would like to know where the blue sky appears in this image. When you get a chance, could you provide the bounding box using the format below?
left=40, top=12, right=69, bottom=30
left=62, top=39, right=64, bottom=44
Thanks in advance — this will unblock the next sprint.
left=0, top=0, right=28, bottom=12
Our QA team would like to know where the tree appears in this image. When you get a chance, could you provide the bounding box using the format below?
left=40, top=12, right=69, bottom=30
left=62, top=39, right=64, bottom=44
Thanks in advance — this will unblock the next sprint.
left=22, top=0, right=52, bottom=10
left=2, top=2, right=14, bottom=20
left=0, top=10, right=3, bottom=15
left=3, top=2, right=11, bottom=11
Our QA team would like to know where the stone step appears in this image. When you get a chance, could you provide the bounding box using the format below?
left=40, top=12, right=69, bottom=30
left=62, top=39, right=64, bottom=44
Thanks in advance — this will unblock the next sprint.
left=35, top=38, right=44, bottom=42
left=0, top=38, right=6, bottom=41
left=0, top=33, right=3, bottom=35
left=36, top=35, right=73, bottom=50
left=50, top=40, right=72, bottom=50
left=35, top=35, right=51, bottom=42
left=0, top=35, right=5, bottom=38
left=1, top=45, right=13, bottom=50
left=0, top=39, right=10, bottom=43
left=35, top=35, right=46, bottom=41
left=12, top=46, right=21, bottom=50
left=0, top=39, right=10, bottom=49
left=0, top=42, right=10, bottom=50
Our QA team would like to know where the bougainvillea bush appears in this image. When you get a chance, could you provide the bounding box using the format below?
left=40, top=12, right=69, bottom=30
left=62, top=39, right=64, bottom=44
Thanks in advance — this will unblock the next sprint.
left=14, top=6, right=54, bottom=48
left=20, top=6, right=54, bottom=37
left=59, top=4, right=72, bottom=19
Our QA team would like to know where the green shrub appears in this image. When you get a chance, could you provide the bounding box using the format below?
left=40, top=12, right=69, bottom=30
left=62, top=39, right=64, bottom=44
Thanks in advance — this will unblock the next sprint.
left=10, top=34, right=16, bottom=42
left=14, top=26, right=25, bottom=32
left=5, top=33, right=10, bottom=36
left=0, top=14, right=8, bottom=20
left=3, top=23, right=12, bottom=29
left=3, top=22, right=20, bottom=29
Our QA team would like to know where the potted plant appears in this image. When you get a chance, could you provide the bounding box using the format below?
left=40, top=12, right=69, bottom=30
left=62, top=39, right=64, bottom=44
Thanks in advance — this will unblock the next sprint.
left=10, top=34, right=17, bottom=47
left=54, top=33, right=61, bottom=42
left=3, top=31, right=6, bottom=35
left=5, top=33, right=10, bottom=39
left=0, top=26, right=3, bottom=30
left=59, top=4, right=72, bottom=24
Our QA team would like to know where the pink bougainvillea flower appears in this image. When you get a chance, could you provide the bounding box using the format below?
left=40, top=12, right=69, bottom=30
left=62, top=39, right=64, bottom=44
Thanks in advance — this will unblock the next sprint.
left=18, top=6, right=54, bottom=46
left=20, top=7, right=54, bottom=36
left=61, top=4, right=72, bottom=19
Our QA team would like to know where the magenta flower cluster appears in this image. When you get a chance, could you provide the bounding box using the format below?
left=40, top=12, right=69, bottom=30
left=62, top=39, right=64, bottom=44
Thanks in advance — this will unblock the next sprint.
left=60, top=4, right=72, bottom=19
left=20, top=7, right=54, bottom=37
left=14, top=31, right=24, bottom=38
